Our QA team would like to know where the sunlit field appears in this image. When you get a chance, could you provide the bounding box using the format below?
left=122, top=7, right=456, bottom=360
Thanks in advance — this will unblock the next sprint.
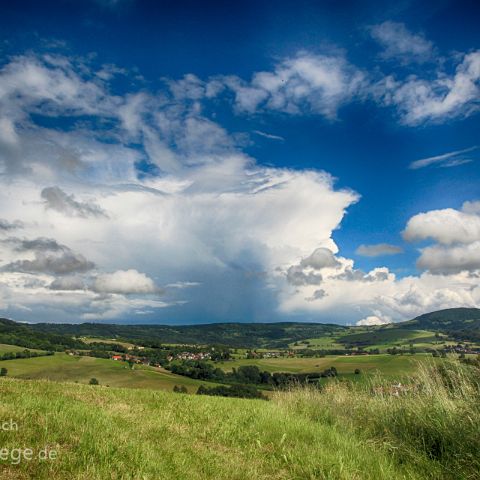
left=1, top=360, right=478, bottom=479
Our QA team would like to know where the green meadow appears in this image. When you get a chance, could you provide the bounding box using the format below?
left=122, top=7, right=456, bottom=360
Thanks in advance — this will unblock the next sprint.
left=0, top=360, right=478, bottom=479
left=0, top=350, right=444, bottom=393
left=0, top=354, right=219, bottom=393
left=79, top=337, right=136, bottom=349
left=216, top=353, right=429, bottom=378
left=0, top=345, right=43, bottom=355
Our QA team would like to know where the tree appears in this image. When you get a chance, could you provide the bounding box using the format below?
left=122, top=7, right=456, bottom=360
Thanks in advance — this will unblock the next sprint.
left=0, top=367, right=7, bottom=377
left=89, top=378, right=99, bottom=385
left=173, top=385, right=188, bottom=393
left=197, top=385, right=207, bottom=395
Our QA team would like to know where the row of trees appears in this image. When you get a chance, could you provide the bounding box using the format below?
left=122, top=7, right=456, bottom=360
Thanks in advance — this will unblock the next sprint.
left=0, top=350, right=54, bottom=361
left=196, top=384, right=267, bottom=399
left=167, top=361, right=340, bottom=387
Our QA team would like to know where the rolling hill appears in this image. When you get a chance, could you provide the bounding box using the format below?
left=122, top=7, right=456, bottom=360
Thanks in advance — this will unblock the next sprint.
left=1, top=307, right=479, bottom=350
left=403, top=307, right=480, bottom=341
left=27, top=320, right=347, bottom=348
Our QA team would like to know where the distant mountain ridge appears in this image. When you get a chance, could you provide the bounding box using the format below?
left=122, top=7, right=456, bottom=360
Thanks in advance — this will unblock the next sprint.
left=1, top=306, right=479, bottom=347
left=27, top=321, right=347, bottom=348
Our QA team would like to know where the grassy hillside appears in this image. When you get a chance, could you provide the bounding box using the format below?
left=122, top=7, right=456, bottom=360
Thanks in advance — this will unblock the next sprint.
left=336, top=328, right=439, bottom=348
left=0, top=350, right=443, bottom=394
left=404, top=307, right=480, bottom=341
left=216, top=353, right=427, bottom=377
left=0, top=344, right=43, bottom=355
left=0, top=353, right=220, bottom=393
left=0, top=360, right=478, bottom=479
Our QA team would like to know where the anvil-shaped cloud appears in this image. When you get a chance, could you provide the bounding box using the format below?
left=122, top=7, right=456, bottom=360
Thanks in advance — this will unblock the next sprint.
left=0, top=51, right=478, bottom=324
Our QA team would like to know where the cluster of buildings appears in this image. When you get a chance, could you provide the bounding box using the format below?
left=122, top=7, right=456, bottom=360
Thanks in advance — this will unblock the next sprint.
left=111, top=354, right=148, bottom=365
left=166, top=351, right=211, bottom=362
left=446, top=344, right=480, bottom=355
left=109, top=351, right=212, bottom=365
left=245, top=351, right=293, bottom=359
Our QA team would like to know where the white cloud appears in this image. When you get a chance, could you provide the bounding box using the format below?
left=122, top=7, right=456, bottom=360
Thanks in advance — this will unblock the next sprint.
left=0, top=117, right=19, bottom=146
left=409, top=145, right=478, bottom=169
left=416, top=242, right=480, bottom=274
left=403, top=203, right=480, bottom=245
left=370, top=21, right=434, bottom=63
left=356, top=315, right=392, bottom=326
left=93, top=270, right=159, bottom=294
left=356, top=243, right=403, bottom=257
left=0, top=53, right=361, bottom=322
left=278, top=202, right=480, bottom=322
left=214, top=53, right=366, bottom=118
left=0, top=51, right=478, bottom=324
left=403, top=201, right=480, bottom=274
left=380, top=50, right=480, bottom=125
left=253, top=130, right=284, bottom=141
left=279, top=263, right=480, bottom=324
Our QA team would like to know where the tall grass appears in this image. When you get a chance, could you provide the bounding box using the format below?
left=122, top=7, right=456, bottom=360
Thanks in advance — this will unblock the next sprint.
left=274, top=360, right=480, bottom=479
left=0, top=360, right=478, bottom=479
left=0, top=376, right=418, bottom=479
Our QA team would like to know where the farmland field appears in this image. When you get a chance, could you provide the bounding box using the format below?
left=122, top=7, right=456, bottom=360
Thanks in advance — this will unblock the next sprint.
left=80, top=337, right=136, bottom=349
left=0, top=346, right=440, bottom=391
left=288, top=327, right=479, bottom=353
left=215, top=353, right=432, bottom=378
left=0, top=344, right=44, bottom=355
left=0, top=353, right=221, bottom=392
left=337, top=328, right=440, bottom=347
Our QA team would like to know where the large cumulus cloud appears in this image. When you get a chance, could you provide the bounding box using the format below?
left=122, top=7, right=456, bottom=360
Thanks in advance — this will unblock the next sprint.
left=404, top=202, right=480, bottom=274
left=0, top=51, right=478, bottom=324
left=0, top=53, right=359, bottom=322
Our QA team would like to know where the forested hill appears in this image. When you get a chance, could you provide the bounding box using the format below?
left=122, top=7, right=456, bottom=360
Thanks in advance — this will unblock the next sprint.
left=27, top=321, right=347, bottom=348
left=403, top=307, right=480, bottom=342
left=2, top=307, right=479, bottom=348
left=0, top=317, right=86, bottom=351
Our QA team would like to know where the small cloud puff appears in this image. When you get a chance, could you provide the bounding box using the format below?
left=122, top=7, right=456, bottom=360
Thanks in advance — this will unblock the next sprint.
left=93, top=269, right=161, bottom=295
left=356, top=315, right=392, bottom=326
left=370, top=21, right=434, bottom=63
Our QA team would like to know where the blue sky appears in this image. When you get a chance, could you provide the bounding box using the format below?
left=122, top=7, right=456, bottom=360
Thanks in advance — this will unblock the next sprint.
left=0, top=0, right=479, bottom=325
